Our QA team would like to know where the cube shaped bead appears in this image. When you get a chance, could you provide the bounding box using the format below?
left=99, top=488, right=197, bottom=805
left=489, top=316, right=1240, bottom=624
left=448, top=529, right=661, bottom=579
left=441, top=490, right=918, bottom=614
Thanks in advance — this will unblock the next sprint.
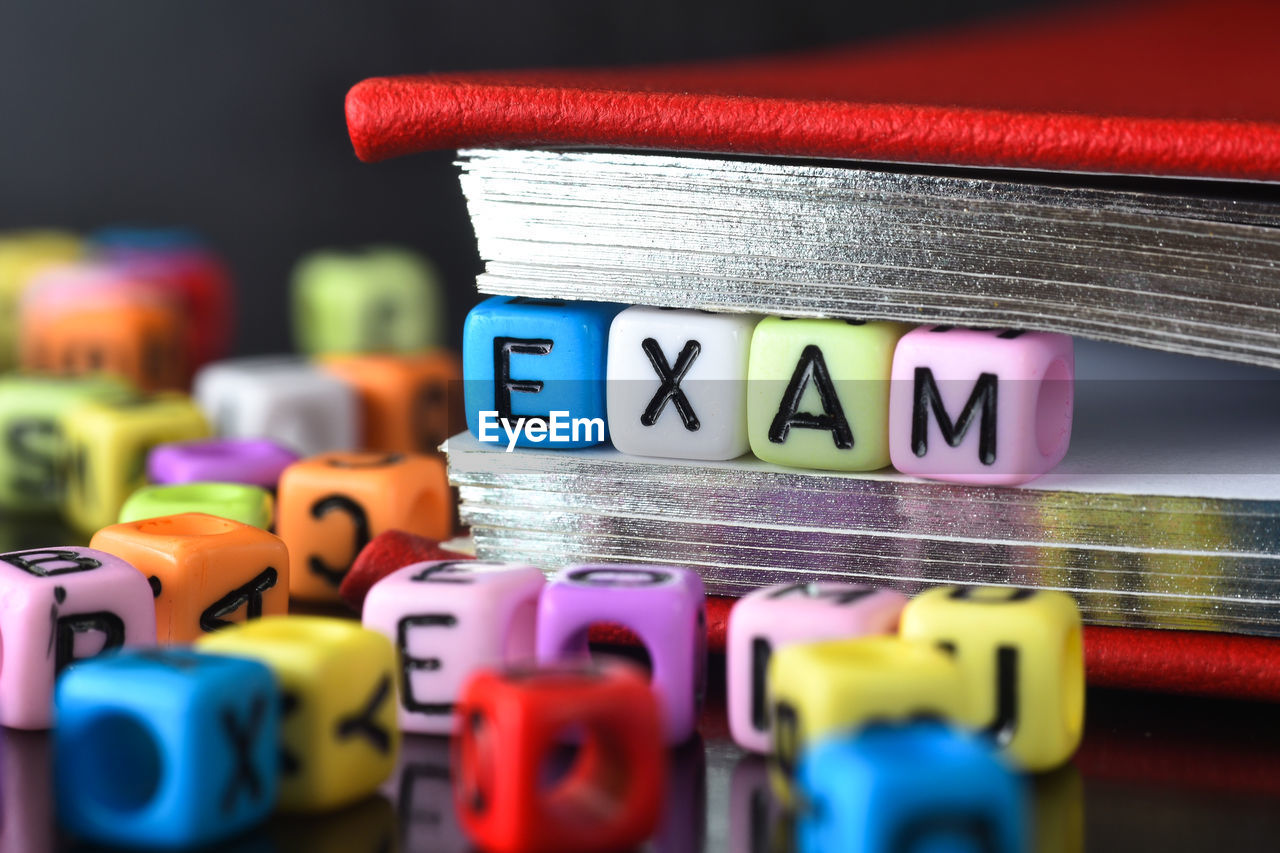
left=727, top=582, right=907, bottom=753
left=607, top=306, right=758, bottom=460
left=0, top=546, right=156, bottom=729
left=119, top=482, right=274, bottom=529
left=60, top=393, right=211, bottom=533
left=463, top=296, right=622, bottom=449
left=147, top=437, right=300, bottom=488
left=193, top=356, right=359, bottom=457
left=277, top=452, right=453, bottom=602
left=899, top=585, right=1085, bottom=771
left=321, top=351, right=464, bottom=455
left=453, top=662, right=664, bottom=853
left=0, top=231, right=82, bottom=370
left=363, top=559, right=545, bottom=734
left=536, top=564, right=706, bottom=744
left=795, top=723, right=1026, bottom=853
left=747, top=318, right=909, bottom=471
left=0, top=374, right=132, bottom=512
left=888, top=326, right=1074, bottom=485
left=90, top=513, right=290, bottom=643
left=198, top=616, right=401, bottom=812
left=54, top=649, right=279, bottom=849
left=767, top=636, right=965, bottom=804
left=292, top=247, right=443, bottom=356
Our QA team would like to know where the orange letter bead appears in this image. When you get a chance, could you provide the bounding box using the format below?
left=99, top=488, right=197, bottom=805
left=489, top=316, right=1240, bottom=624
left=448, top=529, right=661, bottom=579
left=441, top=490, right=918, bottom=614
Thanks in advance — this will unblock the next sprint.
left=277, top=452, right=453, bottom=602
left=321, top=351, right=464, bottom=455
left=90, top=512, right=289, bottom=643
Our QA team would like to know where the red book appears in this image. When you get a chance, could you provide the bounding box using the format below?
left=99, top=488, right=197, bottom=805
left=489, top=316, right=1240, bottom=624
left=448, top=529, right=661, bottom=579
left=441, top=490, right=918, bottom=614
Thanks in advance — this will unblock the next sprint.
left=344, top=0, right=1280, bottom=701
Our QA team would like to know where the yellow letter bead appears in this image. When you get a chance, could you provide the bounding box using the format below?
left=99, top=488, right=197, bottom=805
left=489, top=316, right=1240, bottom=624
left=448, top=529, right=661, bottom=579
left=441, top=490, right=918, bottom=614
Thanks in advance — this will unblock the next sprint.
left=766, top=636, right=964, bottom=804
left=198, top=616, right=401, bottom=812
left=899, top=585, right=1085, bottom=772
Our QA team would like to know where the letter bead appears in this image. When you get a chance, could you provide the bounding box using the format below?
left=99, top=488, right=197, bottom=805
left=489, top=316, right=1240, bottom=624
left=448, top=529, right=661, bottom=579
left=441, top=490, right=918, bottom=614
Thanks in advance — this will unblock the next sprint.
left=0, top=230, right=82, bottom=370
left=321, top=351, right=465, bottom=455
left=363, top=559, right=545, bottom=734
left=277, top=451, right=453, bottom=602
left=198, top=616, right=401, bottom=812
left=767, top=636, right=964, bottom=804
left=119, top=482, right=274, bottom=529
left=147, top=437, right=300, bottom=488
left=795, top=723, right=1027, bottom=853
left=193, top=356, right=359, bottom=457
left=0, top=546, right=156, bottom=729
left=888, top=325, right=1074, bottom=485
left=463, top=295, right=623, bottom=449
left=453, top=662, right=665, bottom=853
left=727, top=582, right=907, bottom=753
left=607, top=306, right=759, bottom=460
left=60, top=393, right=211, bottom=534
left=90, top=513, right=290, bottom=643
left=536, top=564, right=706, bottom=744
left=54, top=649, right=279, bottom=850
left=899, top=585, right=1085, bottom=771
left=747, top=317, right=909, bottom=471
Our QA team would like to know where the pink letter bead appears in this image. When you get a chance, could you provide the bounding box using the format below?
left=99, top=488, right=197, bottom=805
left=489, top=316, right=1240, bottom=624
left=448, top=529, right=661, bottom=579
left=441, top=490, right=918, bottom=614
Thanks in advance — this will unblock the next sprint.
left=361, top=560, right=545, bottom=735
left=536, top=564, right=707, bottom=744
left=0, top=547, right=156, bottom=729
left=888, top=326, right=1074, bottom=485
left=727, top=583, right=907, bottom=753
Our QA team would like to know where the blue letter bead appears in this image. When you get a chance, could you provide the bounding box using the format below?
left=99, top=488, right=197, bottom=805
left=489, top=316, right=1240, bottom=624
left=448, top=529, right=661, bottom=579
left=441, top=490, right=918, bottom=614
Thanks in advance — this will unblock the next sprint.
left=54, top=649, right=280, bottom=850
left=796, top=722, right=1027, bottom=853
left=462, top=295, right=622, bottom=449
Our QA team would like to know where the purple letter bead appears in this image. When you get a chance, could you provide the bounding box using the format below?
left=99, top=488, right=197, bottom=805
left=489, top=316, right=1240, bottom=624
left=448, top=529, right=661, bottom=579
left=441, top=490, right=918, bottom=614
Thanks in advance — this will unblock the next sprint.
left=536, top=564, right=706, bottom=744
left=147, top=438, right=301, bottom=489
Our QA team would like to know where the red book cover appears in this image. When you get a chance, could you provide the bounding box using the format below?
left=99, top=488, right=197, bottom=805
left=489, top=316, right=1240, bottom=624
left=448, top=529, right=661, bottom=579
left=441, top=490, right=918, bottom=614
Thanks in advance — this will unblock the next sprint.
left=345, top=0, right=1280, bottom=700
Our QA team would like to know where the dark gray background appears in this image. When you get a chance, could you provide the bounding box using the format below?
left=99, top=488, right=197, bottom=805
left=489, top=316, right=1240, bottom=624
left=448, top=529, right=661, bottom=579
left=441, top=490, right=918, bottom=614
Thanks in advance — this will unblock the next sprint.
left=1, top=0, right=1064, bottom=354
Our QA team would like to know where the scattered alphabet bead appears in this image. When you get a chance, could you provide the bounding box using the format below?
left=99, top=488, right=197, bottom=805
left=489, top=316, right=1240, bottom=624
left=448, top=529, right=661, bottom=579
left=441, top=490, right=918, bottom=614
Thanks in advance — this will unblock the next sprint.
left=147, top=437, right=300, bottom=489
left=119, top=481, right=274, bottom=529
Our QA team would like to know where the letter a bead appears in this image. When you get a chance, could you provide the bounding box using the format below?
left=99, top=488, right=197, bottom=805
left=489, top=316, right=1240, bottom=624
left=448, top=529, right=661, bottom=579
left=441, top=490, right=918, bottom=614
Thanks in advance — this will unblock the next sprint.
left=0, top=546, right=156, bottom=729
left=727, top=582, right=907, bottom=753
left=536, top=564, right=706, bottom=744
left=899, top=585, right=1085, bottom=771
left=198, top=616, right=401, bottom=812
left=54, top=649, right=279, bottom=850
left=767, top=636, right=964, bottom=804
left=90, top=513, right=289, bottom=643
left=795, top=723, right=1026, bottom=853
left=888, top=326, right=1074, bottom=485
left=453, top=662, right=665, bottom=853
left=362, top=559, right=545, bottom=734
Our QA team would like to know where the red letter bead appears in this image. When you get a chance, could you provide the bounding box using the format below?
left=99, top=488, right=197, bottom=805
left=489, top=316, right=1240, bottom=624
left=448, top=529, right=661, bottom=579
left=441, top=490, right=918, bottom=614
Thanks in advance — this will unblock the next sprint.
left=453, top=662, right=665, bottom=853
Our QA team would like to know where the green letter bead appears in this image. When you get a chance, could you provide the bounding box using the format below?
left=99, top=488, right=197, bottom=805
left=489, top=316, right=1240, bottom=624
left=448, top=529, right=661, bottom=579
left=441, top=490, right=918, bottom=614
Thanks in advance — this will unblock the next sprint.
left=747, top=318, right=910, bottom=471
left=291, top=246, right=443, bottom=356
left=119, top=482, right=274, bottom=529
left=0, top=374, right=134, bottom=512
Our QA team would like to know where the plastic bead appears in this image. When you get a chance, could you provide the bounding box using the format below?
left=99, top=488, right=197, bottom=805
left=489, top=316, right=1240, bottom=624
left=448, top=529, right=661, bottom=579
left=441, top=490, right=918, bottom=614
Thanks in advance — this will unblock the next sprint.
left=54, top=648, right=279, bottom=849
left=193, top=355, right=359, bottom=457
left=340, top=529, right=471, bottom=611
left=0, top=230, right=81, bottom=370
left=321, top=351, right=464, bottom=455
left=888, top=325, right=1074, bottom=485
left=606, top=306, right=759, bottom=460
left=795, top=723, right=1027, bottom=853
left=90, top=513, right=289, bottom=643
left=899, top=585, right=1086, bottom=771
left=119, top=482, right=274, bottom=528
left=198, top=616, right=401, bottom=812
left=727, top=582, right=907, bottom=753
left=747, top=317, right=909, bottom=471
left=363, top=559, right=545, bottom=734
left=0, top=546, right=156, bottom=729
left=147, top=437, right=300, bottom=488
left=60, top=393, right=210, bottom=533
left=276, top=451, right=453, bottom=603
left=536, top=563, right=706, bottom=744
left=463, top=296, right=622, bottom=449
left=453, top=661, right=665, bottom=853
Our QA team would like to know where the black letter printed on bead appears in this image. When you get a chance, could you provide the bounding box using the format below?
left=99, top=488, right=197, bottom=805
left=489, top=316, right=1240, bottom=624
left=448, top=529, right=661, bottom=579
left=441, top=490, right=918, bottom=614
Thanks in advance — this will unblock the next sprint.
left=336, top=675, right=393, bottom=753
left=1, top=549, right=101, bottom=576
left=493, top=337, right=553, bottom=423
left=396, top=614, right=458, bottom=715
left=640, top=338, right=701, bottom=430
left=910, top=368, right=999, bottom=465
left=54, top=611, right=126, bottom=674
left=307, top=496, right=370, bottom=587
left=222, top=695, right=267, bottom=814
left=768, top=345, right=854, bottom=449
left=199, top=567, right=279, bottom=632
left=565, top=567, right=673, bottom=587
